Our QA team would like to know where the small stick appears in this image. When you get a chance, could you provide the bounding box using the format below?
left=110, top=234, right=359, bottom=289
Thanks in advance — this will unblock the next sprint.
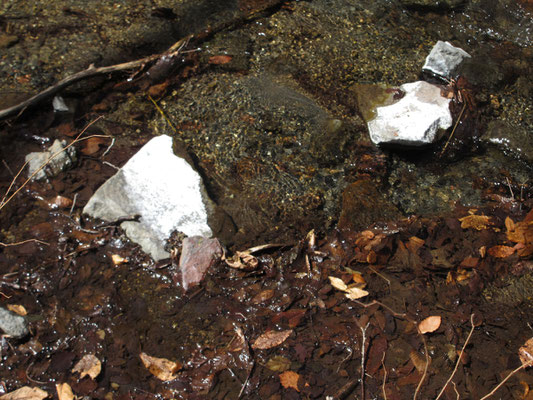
left=505, top=177, right=514, bottom=199
left=479, top=356, right=533, bottom=400
left=69, top=193, right=78, bottom=216
left=435, top=314, right=476, bottom=400
left=381, top=352, right=388, bottom=400
left=439, top=102, right=467, bottom=157
left=0, top=37, right=192, bottom=120
left=0, top=239, right=49, bottom=247
left=413, top=335, right=429, bottom=400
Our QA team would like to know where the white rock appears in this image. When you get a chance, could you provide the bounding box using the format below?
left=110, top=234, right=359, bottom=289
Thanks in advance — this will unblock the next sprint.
left=83, top=135, right=214, bottom=260
left=25, top=139, right=76, bottom=181
left=422, top=41, right=471, bottom=80
left=368, top=81, right=452, bottom=146
left=52, top=95, right=70, bottom=112
left=0, top=306, right=29, bottom=338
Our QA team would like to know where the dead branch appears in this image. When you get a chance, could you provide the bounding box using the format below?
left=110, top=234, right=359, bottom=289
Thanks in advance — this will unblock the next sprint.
left=435, top=314, right=476, bottom=400
left=0, top=36, right=191, bottom=120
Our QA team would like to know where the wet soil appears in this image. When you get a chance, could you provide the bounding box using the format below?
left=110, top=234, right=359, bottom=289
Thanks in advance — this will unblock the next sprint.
left=1, top=0, right=533, bottom=399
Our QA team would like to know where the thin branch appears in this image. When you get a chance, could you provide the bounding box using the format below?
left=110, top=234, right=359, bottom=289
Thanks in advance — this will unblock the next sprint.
left=413, top=335, right=429, bottom=400
left=381, top=352, right=388, bottom=400
left=479, top=362, right=532, bottom=400
left=0, top=117, right=104, bottom=212
left=0, top=239, right=49, bottom=247
left=0, top=36, right=191, bottom=120
left=435, top=314, right=476, bottom=400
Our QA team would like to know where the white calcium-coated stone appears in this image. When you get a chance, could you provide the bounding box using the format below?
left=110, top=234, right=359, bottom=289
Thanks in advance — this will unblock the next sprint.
left=422, top=41, right=471, bottom=79
left=368, top=81, right=452, bottom=146
left=83, top=135, right=213, bottom=260
left=25, top=139, right=76, bottom=181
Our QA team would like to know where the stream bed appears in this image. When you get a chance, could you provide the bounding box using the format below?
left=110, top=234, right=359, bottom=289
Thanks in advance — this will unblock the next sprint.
left=0, top=0, right=532, bottom=398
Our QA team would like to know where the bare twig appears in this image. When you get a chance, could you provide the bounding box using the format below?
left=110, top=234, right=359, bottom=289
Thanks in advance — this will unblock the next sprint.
left=0, top=239, right=49, bottom=247
left=359, top=322, right=370, bottom=400
left=435, top=314, right=476, bottom=400
left=381, top=352, right=388, bottom=400
left=479, top=362, right=533, bottom=400
left=413, top=335, right=429, bottom=400
left=0, top=116, right=104, bottom=212
left=0, top=37, right=191, bottom=120
left=439, top=101, right=467, bottom=157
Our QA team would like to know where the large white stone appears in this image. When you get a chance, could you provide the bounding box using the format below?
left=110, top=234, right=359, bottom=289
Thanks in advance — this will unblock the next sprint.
left=367, top=81, right=452, bottom=146
left=422, top=41, right=471, bottom=79
left=83, top=135, right=214, bottom=260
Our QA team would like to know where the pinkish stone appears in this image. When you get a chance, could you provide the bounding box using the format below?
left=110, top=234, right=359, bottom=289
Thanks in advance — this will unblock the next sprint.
left=179, top=237, right=223, bottom=291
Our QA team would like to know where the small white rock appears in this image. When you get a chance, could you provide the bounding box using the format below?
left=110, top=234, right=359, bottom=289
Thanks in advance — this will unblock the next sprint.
left=25, top=139, right=76, bottom=181
left=368, top=81, right=452, bottom=146
left=422, top=41, right=471, bottom=80
left=52, top=95, right=70, bottom=112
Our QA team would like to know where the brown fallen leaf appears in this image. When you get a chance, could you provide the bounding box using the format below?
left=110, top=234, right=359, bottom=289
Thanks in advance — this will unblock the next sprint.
left=6, top=304, right=27, bottom=316
left=252, top=329, right=293, bottom=350
left=0, top=387, right=48, bottom=400
left=488, top=245, right=515, bottom=258
left=209, top=55, right=233, bottom=65
left=279, top=370, right=300, bottom=392
left=72, top=354, right=101, bottom=380
left=225, top=251, right=259, bottom=271
left=344, top=287, right=369, bottom=300
left=352, top=273, right=367, bottom=286
left=410, top=350, right=427, bottom=374
left=52, top=195, right=73, bottom=209
left=418, top=316, right=441, bottom=334
left=459, top=214, right=492, bottom=230
left=251, top=289, right=275, bottom=304
left=328, top=276, right=348, bottom=291
left=56, top=383, right=74, bottom=400
left=519, top=337, right=533, bottom=367
left=139, top=352, right=181, bottom=381
left=266, top=355, right=291, bottom=372
left=81, top=137, right=107, bottom=156
left=111, top=254, right=128, bottom=265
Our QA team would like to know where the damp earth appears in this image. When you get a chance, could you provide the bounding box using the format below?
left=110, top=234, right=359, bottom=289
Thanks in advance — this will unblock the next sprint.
left=0, top=0, right=532, bottom=399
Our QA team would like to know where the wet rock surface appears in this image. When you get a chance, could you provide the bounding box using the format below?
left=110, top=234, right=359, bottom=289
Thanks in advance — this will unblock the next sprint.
left=83, top=135, right=214, bottom=261
left=0, top=307, right=29, bottom=339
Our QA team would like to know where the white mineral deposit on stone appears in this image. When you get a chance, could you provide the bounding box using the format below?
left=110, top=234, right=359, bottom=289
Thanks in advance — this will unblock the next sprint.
left=25, top=139, right=76, bottom=181
left=83, top=135, right=214, bottom=260
left=368, top=81, right=452, bottom=146
left=422, top=41, right=471, bottom=79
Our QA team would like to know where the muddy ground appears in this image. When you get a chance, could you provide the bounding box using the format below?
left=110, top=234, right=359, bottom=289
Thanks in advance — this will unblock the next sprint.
left=1, top=0, right=533, bottom=399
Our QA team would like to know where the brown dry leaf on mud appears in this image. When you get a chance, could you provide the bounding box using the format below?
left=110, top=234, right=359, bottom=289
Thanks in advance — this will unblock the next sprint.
left=328, top=276, right=348, bottom=291
left=418, top=316, right=441, bottom=334
left=0, top=387, right=48, bottom=400
left=225, top=251, right=259, bottom=271
left=488, top=245, right=515, bottom=258
left=519, top=338, right=533, bottom=367
left=209, top=55, right=233, bottom=64
left=279, top=370, right=301, bottom=392
left=72, top=354, right=101, bottom=379
left=344, top=287, right=369, bottom=300
left=506, top=211, right=533, bottom=257
left=81, top=136, right=107, bottom=156
left=6, top=304, right=27, bottom=316
left=139, top=352, right=182, bottom=381
left=252, top=329, right=293, bottom=350
left=459, top=214, right=492, bottom=230
left=55, top=383, right=74, bottom=400
left=111, top=254, right=128, bottom=265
